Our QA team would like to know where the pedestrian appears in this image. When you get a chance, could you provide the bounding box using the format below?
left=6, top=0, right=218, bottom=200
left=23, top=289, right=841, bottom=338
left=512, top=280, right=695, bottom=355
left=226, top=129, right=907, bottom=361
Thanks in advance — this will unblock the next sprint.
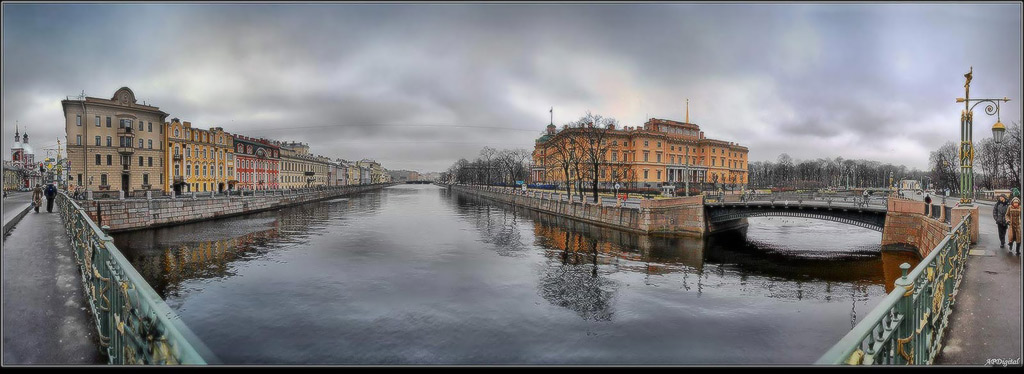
left=994, top=194, right=1010, bottom=249
left=32, top=183, right=43, bottom=213
left=1006, top=197, right=1021, bottom=255
left=44, top=182, right=57, bottom=213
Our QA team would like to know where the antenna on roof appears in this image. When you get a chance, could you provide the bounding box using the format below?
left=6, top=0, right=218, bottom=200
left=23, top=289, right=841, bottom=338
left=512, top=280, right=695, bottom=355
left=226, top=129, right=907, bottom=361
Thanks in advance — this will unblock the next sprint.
left=77, top=90, right=85, bottom=100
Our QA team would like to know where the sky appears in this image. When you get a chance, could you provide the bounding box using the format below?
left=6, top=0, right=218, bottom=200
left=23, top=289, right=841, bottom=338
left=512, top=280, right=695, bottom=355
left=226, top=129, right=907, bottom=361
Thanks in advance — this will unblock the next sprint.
left=2, top=2, right=1021, bottom=173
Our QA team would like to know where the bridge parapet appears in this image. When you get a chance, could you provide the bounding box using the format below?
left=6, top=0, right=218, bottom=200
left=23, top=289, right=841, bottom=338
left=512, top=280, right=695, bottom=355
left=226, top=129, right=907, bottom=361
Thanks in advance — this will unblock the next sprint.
left=818, top=214, right=972, bottom=365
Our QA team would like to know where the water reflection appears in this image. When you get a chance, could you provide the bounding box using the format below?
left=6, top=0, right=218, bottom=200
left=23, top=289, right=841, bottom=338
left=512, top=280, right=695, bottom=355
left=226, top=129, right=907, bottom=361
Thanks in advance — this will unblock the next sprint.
left=111, top=185, right=925, bottom=364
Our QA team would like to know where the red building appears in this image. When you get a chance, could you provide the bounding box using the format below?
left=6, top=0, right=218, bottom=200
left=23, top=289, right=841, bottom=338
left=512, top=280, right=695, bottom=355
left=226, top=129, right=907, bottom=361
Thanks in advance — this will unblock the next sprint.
left=231, top=135, right=280, bottom=190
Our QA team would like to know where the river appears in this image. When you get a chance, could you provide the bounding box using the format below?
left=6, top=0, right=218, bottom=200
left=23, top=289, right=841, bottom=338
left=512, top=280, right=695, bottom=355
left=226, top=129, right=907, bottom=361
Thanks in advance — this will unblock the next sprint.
left=114, top=184, right=920, bottom=364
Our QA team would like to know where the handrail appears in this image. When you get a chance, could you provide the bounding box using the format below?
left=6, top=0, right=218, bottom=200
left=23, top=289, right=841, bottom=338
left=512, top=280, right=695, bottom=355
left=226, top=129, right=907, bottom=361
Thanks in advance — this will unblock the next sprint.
left=56, top=192, right=219, bottom=364
left=816, top=214, right=972, bottom=365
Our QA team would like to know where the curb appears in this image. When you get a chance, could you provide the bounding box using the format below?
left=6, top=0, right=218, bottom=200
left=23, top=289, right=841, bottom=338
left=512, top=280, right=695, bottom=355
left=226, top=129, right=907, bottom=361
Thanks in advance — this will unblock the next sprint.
left=2, top=203, right=33, bottom=237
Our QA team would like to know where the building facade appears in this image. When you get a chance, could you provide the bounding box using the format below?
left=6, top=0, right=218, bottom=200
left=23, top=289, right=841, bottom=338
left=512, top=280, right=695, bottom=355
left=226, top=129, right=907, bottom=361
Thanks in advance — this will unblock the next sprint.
left=232, top=135, right=280, bottom=190
left=165, top=119, right=236, bottom=193
left=63, top=87, right=169, bottom=192
left=276, top=141, right=331, bottom=188
left=532, top=117, right=749, bottom=190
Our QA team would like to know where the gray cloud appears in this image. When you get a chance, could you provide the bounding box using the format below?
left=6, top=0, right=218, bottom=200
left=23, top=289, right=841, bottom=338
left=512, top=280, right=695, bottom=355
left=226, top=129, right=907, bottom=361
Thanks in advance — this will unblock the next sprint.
left=3, top=3, right=1021, bottom=172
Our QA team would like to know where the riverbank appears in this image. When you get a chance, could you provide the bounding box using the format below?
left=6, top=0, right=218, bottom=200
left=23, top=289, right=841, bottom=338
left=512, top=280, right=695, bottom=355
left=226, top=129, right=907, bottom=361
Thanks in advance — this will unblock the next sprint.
left=83, top=184, right=396, bottom=233
left=449, top=184, right=709, bottom=236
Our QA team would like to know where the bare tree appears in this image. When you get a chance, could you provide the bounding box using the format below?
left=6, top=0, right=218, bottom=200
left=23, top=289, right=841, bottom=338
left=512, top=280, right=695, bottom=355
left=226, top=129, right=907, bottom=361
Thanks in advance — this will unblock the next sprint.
left=572, top=111, right=618, bottom=202
left=480, top=146, right=497, bottom=186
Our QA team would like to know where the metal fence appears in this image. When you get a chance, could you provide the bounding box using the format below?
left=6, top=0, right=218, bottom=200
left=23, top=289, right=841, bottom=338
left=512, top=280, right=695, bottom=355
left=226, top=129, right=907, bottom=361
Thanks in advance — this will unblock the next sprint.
left=816, top=214, right=971, bottom=365
left=56, top=192, right=219, bottom=364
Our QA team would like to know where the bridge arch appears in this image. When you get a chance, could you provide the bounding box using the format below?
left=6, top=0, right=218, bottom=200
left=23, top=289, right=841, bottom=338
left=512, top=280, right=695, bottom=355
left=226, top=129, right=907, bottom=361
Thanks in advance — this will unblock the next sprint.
left=705, top=203, right=887, bottom=232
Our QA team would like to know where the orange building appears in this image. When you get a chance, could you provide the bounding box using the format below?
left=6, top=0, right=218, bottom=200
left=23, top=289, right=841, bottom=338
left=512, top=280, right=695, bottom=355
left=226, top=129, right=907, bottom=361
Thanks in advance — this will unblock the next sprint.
left=532, top=117, right=748, bottom=190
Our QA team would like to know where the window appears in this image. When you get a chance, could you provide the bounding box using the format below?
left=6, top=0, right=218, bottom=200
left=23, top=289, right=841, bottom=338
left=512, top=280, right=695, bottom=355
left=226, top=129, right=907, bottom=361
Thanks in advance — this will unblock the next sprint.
left=78, top=174, right=83, bottom=185
left=148, top=122, right=152, bottom=132
left=101, top=174, right=107, bottom=186
left=612, top=152, right=617, bottom=162
left=95, top=154, right=101, bottom=165
left=95, top=116, right=100, bottom=127
left=106, top=136, right=112, bottom=147
left=644, top=170, right=649, bottom=179
left=76, top=115, right=81, bottom=126
left=106, top=117, right=111, bottom=127
left=139, top=139, right=144, bottom=148
left=712, top=159, right=716, bottom=166
left=76, top=135, right=82, bottom=145
left=175, top=129, right=180, bottom=137
left=657, top=154, right=661, bottom=163
left=138, top=121, right=143, bottom=131
left=644, top=152, right=649, bottom=162
left=143, top=174, right=149, bottom=186
left=138, top=156, right=143, bottom=167
left=175, top=146, right=180, bottom=155
left=106, top=155, right=112, bottom=166
left=657, top=142, right=661, bottom=148
left=148, top=140, right=153, bottom=149
left=644, top=140, right=649, bottom=147
left=657, top=170, right=661, bottom=179
left=186, top=164, right=191, bottom=176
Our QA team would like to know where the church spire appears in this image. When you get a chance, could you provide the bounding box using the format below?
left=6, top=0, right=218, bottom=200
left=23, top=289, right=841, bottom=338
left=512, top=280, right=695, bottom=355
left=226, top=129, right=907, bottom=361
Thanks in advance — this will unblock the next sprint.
left=14, top=121, right=19, bottom=142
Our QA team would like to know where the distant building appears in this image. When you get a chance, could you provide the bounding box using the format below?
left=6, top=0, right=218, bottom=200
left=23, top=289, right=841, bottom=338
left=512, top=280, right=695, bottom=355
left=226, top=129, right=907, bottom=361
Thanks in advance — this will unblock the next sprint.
left=899, top=179, right=922, bottom=190
left=231, top=135, right=280, bottom=190
left=62, top=87, right=169, bottom=192
left=387, top=170, right=420, bottom=183
left=165, top=119, right=235, bottom=193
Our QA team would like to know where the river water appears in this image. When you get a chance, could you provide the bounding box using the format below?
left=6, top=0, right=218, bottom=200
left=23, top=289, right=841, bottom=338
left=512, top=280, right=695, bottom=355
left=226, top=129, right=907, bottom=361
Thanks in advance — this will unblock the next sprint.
left=114, top=184, right=920, bottom=364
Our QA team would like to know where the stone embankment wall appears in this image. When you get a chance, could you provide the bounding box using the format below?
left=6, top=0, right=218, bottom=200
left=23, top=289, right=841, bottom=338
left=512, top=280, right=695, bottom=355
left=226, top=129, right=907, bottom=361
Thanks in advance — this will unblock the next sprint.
left=83, top=184, right=394, bottom=233
left=882, top=197, right=951, bottom=257
left=450, top=185, right=706, bottom=236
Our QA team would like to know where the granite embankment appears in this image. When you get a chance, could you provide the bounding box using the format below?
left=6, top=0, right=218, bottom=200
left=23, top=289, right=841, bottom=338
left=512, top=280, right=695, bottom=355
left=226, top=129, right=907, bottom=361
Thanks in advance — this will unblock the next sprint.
left=80, top=184, right=394, bottom=233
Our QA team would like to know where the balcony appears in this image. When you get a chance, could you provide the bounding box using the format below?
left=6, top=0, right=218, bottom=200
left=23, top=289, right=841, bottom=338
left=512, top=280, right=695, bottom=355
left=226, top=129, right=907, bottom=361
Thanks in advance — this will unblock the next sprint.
left=117, top=127, right=135, bottom=136
left=173, top=176, right=184, bottom=183
left=117, top=146, right=135, bottom=155
left=173, top=154, right=183, bottom=161
left=121, top=165, right=131, bottom=175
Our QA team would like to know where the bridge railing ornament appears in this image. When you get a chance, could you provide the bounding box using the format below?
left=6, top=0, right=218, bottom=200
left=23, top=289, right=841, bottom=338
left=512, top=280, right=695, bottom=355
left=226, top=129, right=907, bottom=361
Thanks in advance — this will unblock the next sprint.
left=55, top=192, right=219, bottom=365
left=816, top=214, right=971, bottom=365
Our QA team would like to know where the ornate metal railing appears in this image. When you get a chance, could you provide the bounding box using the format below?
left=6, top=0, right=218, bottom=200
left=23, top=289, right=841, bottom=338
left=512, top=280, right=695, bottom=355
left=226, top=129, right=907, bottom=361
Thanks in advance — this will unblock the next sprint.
left=816, top=214, right=971, bottom=365
left=56, top=192, right=219, bottom=364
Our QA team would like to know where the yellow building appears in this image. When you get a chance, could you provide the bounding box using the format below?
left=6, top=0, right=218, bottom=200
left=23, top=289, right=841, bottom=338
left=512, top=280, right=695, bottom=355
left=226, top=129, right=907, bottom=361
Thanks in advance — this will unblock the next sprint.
left=532, top=117, right=748, bottom=190
left=164, top=119, right=236, bottom=193
left=275, top=141, right=331, bottom=188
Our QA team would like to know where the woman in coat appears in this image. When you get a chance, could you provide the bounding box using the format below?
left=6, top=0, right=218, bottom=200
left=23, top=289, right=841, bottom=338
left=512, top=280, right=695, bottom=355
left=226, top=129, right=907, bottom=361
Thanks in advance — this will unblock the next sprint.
left=1006, top=197, right=1021, bottom=255
left=31, top=184, right=43, bottom=213
left=993, top=194, right=1010, bottom=248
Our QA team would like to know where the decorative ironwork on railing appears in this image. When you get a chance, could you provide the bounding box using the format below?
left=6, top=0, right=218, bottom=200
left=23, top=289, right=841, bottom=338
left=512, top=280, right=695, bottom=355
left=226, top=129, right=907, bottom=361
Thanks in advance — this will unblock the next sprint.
left=56, top=192, right=219, bottom=364
left=816, top=214, right=972, bottom=365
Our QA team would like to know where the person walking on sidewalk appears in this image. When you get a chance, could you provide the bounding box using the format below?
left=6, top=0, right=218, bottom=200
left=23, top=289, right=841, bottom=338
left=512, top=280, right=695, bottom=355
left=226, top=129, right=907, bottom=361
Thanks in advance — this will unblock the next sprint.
left=1006, top=197, right=1022, bottom=255
left=44, top=183, right=57, bottom=213
left=994, top=194, right=1010, bottom=248
left=31, top=184, right=43, bottom=213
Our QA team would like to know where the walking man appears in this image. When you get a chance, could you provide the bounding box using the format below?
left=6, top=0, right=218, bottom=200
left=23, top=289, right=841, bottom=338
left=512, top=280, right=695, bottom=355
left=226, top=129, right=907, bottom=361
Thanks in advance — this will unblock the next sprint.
left=994, top=194, right=1010, bottom=248
left=44, top=182, right=57, bottom=213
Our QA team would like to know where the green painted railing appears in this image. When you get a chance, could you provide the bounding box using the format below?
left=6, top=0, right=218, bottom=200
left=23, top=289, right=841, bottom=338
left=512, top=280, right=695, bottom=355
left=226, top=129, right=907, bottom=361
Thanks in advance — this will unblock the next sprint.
left=817, top=214, right=971, bottom=365
left=56, top=192, right=219, bottom=364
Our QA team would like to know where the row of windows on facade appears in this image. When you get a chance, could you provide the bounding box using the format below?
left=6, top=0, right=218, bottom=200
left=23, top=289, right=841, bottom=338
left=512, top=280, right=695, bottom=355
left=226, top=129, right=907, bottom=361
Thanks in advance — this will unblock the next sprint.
left=563, top=151, right=746, bottom=169
left=283, top=161, right=327, bottom=173
left=173, top=164, right=234, bottom=178
left=172, top=128, right=227, bottom=145
left=562, top=168, right=742, bottom=182
left=77, top=116, right=160, bottom=133
left=173, top=144, right=232, bottom=161
left=596, top=138, right=744, bottom=157
left=76, top=173, right=158, bottom=187
left=78, top=135, right=160, bottom=149
left=94, top=154, right=158, bottom=168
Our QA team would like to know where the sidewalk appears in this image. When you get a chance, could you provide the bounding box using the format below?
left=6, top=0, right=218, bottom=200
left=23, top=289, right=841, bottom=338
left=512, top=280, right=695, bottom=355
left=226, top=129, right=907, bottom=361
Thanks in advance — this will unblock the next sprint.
left=935, top=202, right=1022, bottom=364
left=2, top=208, right=104, bottom=365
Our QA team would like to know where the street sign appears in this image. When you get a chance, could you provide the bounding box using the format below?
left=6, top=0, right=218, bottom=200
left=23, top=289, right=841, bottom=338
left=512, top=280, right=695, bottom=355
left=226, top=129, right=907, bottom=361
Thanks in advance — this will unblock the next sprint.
left=614, top=183, right=621, bottom=190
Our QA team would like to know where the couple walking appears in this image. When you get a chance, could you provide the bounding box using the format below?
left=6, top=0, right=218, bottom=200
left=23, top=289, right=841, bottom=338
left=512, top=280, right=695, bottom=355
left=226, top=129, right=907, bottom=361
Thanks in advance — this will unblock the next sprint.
left=994, top=194, right=1022, bottom=255
left=31, top=183, right=57, bottom=213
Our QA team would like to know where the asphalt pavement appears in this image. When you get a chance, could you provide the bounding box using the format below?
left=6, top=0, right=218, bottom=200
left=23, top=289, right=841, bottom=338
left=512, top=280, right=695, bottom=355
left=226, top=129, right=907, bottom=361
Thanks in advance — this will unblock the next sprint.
left=2, top=205, right=104, bottom=364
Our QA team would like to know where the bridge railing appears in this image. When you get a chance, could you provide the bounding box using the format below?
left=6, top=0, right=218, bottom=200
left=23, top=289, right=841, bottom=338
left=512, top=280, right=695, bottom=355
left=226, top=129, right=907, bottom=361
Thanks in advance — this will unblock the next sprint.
left=55, top=191, right=219, bottom=364
left=711, top=193, right=888, bottom=208
left=816, top=214, right=971, bottom=365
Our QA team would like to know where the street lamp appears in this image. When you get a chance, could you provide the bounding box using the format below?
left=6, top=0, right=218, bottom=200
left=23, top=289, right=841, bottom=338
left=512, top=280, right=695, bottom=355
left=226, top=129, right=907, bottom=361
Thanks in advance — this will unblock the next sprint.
left=955, top=66, right=1012, bottom=205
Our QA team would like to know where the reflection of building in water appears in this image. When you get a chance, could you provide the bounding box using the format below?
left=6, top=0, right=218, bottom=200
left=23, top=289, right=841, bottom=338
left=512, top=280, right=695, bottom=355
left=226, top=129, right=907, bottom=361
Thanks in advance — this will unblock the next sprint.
left=452, top=194, right=530, bottom=257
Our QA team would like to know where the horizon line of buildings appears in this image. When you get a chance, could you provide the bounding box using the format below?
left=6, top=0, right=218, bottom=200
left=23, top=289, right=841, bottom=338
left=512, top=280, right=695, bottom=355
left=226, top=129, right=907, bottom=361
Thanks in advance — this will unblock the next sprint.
left=56, top=86, right=394, bottom=193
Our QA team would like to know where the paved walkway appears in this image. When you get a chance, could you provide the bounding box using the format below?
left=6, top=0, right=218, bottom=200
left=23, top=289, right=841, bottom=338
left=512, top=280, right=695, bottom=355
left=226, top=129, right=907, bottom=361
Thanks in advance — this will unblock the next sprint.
left=934, top=201, right=1022, bottom=365
left=2, top=206, right=104, bottom=365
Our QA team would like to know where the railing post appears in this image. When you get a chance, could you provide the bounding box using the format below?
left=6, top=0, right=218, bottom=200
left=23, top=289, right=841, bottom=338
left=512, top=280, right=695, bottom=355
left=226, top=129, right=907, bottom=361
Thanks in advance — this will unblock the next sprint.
left=86, top=190, right=93, bottom=201
left=146, top=191, right=152, bottom=200
left=118, top=190, right=125, bottom=200
left=893, top=263, right=915, bottom=365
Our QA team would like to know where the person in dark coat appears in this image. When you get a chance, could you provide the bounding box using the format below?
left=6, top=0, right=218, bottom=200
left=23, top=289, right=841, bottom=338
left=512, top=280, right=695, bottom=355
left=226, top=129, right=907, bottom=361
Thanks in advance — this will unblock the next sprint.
left=994, top=194, right=1010, bottom=248
left=44, top=183, right=57, bottom=213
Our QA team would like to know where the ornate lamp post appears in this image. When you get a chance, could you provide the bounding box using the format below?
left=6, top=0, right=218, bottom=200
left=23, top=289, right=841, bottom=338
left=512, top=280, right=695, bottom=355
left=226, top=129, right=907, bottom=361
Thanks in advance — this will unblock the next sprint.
left=955, top=66, right=1011, bottom=205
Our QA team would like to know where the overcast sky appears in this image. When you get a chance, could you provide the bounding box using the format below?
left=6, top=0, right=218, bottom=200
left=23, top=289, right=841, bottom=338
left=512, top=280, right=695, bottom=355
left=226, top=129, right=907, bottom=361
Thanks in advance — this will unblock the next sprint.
left=3, top=2, right=1021, bottom=172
